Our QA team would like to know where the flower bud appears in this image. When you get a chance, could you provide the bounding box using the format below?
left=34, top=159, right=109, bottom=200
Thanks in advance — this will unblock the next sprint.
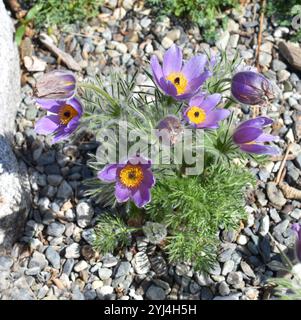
left=231, top=71, right=275, bottom=105
left=156, top=115, right=183, bottom=145
left=34, top=70, right=76, bottom=100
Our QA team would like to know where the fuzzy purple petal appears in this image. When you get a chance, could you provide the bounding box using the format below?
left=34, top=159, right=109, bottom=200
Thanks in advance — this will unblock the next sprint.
left=150, top=55, right=164, bottom=88
left=162, top=45, right=183, bottom=77
left=115, top=182, right=131, bottom=203
left=131, top=185, right=151, bottom=208
left=98, top=164, right=118, bottom=182
left=233, top=127, right=263, bottom=144
left=292, top=223, right=301, bottom=236
left=68, top=97, right=83, bottom=116
left=36, top=99, right=64, bottom=111
left=186, top=71, right=212, bottom=93
left=188, top=95, right=205, bottom=107
left=255, top=133, right=279, bottom=143
left=182, top=55, right=207, bottom=81
left=200, top=109, right=230, bottom=128
left=35, top=70, right=76, bottom=100
left=65, top=116, right=80, bottom=133
left=201, top=94, right=222, bottom=111
left=238, top=116, right=273, bottom=129
left=142, top=170, right=155, bottom=188
left=239, top=143, right=280, bottom=155
left=159, top=78, right=178, bottom=97
left=52, top=129, right=70, bottom=143
left=231, top=71, right=272, bottom=105
left=35, top=115, right=60, bottom=134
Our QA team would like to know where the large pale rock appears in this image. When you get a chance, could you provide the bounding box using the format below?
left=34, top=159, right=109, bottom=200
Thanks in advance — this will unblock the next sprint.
left=0, top=1, right=30, bottom=250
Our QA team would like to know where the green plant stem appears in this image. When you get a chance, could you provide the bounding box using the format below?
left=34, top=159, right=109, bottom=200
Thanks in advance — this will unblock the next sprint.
left=268, top=231, right=295, bottom=271
left=78, top=81, right=118, bottom=108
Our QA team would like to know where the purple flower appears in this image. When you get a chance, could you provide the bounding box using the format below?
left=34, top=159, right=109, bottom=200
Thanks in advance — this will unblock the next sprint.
left=150, top=45, right=211, bottom=100
left=231, top=71, right=275, bottom=105
left=183, top=94, right=230, bottom=129
left=98, top=156, right=155, bottom=208
left=34, top=70, right=76, bottom=100
left=35, top=97, right=83, bottom=143
left=232, top=116, right=279, bottom=155
left=292, top=223, right=301, bottom=262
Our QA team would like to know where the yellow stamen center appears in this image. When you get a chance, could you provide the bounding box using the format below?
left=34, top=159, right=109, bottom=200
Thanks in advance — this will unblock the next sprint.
left=186, top=106, right=206, bottom=125
left=58, top=104, right=78, bottom=125
left=166, top=72, right=188, bottom=95
left=119, top=165, right=144, bottom=188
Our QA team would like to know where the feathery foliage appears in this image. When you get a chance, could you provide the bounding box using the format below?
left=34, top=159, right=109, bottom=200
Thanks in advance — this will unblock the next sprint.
left=93, top=215, right=135, bottom=255
left=146, top=163, right=255, bottom=271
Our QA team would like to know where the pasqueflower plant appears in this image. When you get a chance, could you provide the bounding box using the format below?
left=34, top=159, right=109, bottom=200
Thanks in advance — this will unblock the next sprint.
left=32, top=45, right=281, bottom=272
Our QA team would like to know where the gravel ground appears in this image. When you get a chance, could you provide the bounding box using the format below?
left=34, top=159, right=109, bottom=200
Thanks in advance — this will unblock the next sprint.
left=1, top=0, right=301, bottom=300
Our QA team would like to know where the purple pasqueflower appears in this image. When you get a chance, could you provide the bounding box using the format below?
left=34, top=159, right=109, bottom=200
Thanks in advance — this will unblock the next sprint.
left=183, top=94, right=230, bottom=129
left=231, top=71, right=275, bottom=105
left=34, top=70, right=76, bottom=100
left=150, top=44, right=211, bottom=100
left=35, top=97, right=83, bottom=143
left=98, top=156, right=155, bottom=208
left=292, top=223, right=301, bottom=262
left=232, top=116, right=279, bottom=155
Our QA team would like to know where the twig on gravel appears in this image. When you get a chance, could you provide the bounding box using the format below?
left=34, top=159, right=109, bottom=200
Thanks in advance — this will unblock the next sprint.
left=39, top=33, right=81, bottom=71
left=275, top=143, right=292, bottom=185
left=279, top=182, right=301, bottom=200
left=270, top=154, right=296, bottom=162
left=255, top=0, right=266, bottom=70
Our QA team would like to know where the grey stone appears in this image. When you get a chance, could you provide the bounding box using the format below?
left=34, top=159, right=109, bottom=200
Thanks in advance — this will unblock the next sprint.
left=213, top=293, right=241, bottom=300
left=227, top=272, right=243, bottom=286
left=274, top=219, right=290, bottom=235
left=63, top=258, right=74, bottom=276
left=74, top=260, right=88, bottom=272
left=240, top=261, right=256, bottom=278
left=98, top=268, right=113, bottom=280
left=28, top=251, right=48, bottom=270
left=140, top=17, right=152, bottom=29
left=272, top=59, right=287, bottom=71
left=102, top=254, right=118, bottom=268
left=0, top=256, right=13, bottom=270
left=115, top=261, right=131, bottom=278
left=47, top=174, right=63, bottom=186
left=45, top=247, right=61, bottom=269
left=57, top=180, right=73, bottom=199
left=0, top=2, right=30, bottom=249
left=278, top=70, right=290, bottom=82
left=65, top=243, right=80, bottom=259
left=132, top=252, right=151, bottom=275
left=25, top=267, right=40, bottom=276
left=142, top=222, right=167, bottom=244
left=76, top=202, right=94, bottom=228
left=82, top=228, right=96, bottom=245
left=291, top=208, right=301, bottom=220
left=47, top=222, right=65, bottom=237
left=201, top=287, right=213, bottom=300
left=146, top=285, right=166, bottom=300
left=266, top=182, right=286, bottom=208
left=222, top=260, right=235, bottom=276
left=259, top=52, right=272, bottom=67
left=209, top=262, right=221, bottom=275
left=259, top=215, right=270, bottom=236
left=269, top=208, right=281, bottom=223
left=96, top=285, right=114, bottom=299
left=219, top=281, right=230, bottom=296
